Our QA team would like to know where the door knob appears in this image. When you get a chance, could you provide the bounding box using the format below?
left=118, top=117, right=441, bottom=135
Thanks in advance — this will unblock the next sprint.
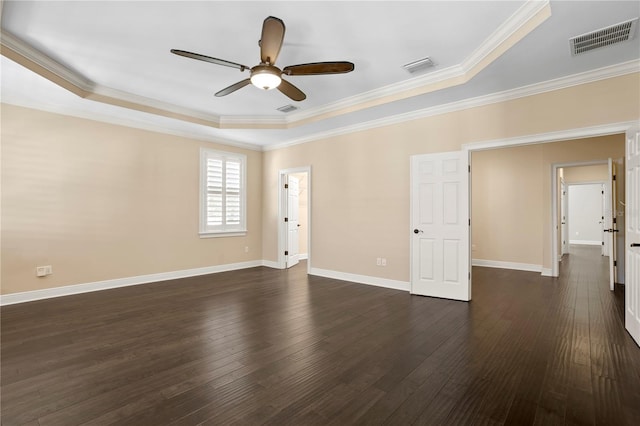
left=413, top=229, right=423, bottom=234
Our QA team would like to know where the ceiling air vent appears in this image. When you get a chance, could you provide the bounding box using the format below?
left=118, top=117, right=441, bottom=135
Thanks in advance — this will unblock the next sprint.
left=570, top=18, right=638, bottom=56
left=277, top=104, right=298, bottom=113
left=402, top=57, right=435, bottom=74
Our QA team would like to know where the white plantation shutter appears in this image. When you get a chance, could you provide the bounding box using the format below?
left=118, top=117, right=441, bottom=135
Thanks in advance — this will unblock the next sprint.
left=200, top=149, right=246, bottom=235
left=225, top=160, right=241, bottom=226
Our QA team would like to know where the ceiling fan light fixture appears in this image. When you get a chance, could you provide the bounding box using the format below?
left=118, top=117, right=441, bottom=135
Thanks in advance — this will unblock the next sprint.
left=172, top=16, right=353, bottom=100
left=250, top=65, right=282, bottom=90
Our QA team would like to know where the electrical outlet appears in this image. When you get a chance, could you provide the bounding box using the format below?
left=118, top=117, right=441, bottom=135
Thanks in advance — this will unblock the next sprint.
left=36, top=265, right=52, bottom=277
left=472, top=244, right=477, bottom=251
left=244, top=246, right=249, bottom=253
left=381, top=258, right=387, bottom=267
left=376, top=257, right=382, bottom=266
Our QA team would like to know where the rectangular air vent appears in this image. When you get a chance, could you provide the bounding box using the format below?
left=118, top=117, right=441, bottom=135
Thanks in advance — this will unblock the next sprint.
left=402, top=57, right=435, bottom=74
left=570, top=18, right=638, bottom=56
left=277, top=104, right=298, bottom=113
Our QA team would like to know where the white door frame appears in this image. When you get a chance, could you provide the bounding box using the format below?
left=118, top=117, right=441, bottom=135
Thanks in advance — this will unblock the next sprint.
left=551, top=162, right=608, bottom=277
left=560, top=178, right=568, bottom=256
left=278, top=166, right=312, bottom=273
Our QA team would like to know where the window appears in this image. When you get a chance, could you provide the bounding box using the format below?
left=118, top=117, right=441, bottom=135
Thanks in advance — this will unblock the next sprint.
left=200, top=148, right=247, bottom=237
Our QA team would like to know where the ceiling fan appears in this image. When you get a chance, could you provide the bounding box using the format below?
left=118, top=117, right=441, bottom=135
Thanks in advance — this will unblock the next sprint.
left=171, top=16, right=355, bottom=102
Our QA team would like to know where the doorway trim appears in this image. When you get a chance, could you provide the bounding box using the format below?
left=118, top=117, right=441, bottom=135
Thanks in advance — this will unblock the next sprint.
left=551, top=161, right=607, bottom=277
left=461, top=120, right=635, bottom=283
left=278, top=166, right=312, bottom=273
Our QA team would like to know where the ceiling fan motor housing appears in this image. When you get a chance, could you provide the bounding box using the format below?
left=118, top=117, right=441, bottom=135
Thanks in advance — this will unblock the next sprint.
left=250, top=64, right=282, bottom=90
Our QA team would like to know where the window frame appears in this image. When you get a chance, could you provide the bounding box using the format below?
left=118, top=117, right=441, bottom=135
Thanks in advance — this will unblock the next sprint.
left=199, top=148, right=247, bottom=238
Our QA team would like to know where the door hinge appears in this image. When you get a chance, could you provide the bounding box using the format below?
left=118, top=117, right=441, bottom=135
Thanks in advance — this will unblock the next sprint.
left=284, top=183, right=289, bottom=189
left=613, top=175, right=616, bottom=181
left=614, top=260, right=617, bottom=266
left=284, top=217, right=289, bottom=222
left=468, top=219, right=471, bottom=226
left=468, top=165, right=471, bottom=173
left=468, top=272, right=471, bottom=280
left=602, top=190, right=604, bottom=194
left=602, top=241, right=605, bottom=245
left=285, top=250, right=288, bottom=256
left=613, top=217, right=617, bottom=224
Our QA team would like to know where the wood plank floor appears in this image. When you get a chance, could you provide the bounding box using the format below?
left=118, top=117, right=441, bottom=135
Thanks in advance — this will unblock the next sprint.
left=2, top=246, right=640, bottom=425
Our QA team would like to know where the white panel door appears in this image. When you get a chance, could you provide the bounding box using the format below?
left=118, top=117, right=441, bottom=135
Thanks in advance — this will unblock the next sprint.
left=411, top=151, right=470, bottom=301
left=287, top=175, right=300, bottom=268
left=625, top=125, right=640, bottom=346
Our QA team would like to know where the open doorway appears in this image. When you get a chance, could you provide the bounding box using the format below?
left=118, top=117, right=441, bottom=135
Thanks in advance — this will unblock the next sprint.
left=566, top=182, right=606, bottom=247
left=278, top=167, right=311, bottom=272
left=467, top=135, right=624, bottom=282
left=552, top=160, right=625, bottom=286
left=559, top=163, right=610, bottom=259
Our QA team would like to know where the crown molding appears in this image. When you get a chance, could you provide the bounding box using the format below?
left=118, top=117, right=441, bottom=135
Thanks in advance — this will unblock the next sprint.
left=5, top=58, right=636, bottom=153
left=1, top=29, right=225, bottom=128
left=463, top=121, right=639, bottom=151
left=264, top=59, right=640, bottom=151
left=0, top=1, right=550, bottom=131
left=1, top=97, right=262, bottom=151
left=282, top=0, right=551, bottom=126
left=1, top=29, right=94, bottom=94
left=462, top=0, right=549, bottom=72
left=91, top=84, right=222, bottom=127
left=219, top=115, right=287, bottom=128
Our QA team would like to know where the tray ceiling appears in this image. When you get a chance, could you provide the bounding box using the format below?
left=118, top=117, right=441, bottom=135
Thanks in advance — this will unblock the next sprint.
left=1, top=1, right=639, bottom=149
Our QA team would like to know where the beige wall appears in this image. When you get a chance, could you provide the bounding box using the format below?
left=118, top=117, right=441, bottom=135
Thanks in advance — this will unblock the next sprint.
left=472, top=136, right=624, bottom=267
left=2, top=73, right=638, bottom=296
left=471, top=144, right=544, bottom=265
left=563, top=164, right=608, bottom=183
left=262, top=73, right=639, bottom=281
left=1, top=104, right=263, bottom=294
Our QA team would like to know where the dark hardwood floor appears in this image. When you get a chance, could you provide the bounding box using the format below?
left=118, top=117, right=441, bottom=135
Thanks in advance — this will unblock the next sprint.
left=2, top=246, right=640, bottom=425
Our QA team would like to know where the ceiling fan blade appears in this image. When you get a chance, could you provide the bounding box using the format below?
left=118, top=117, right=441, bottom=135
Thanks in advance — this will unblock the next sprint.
left=171, top=49, right=249, bottom=71
left=283, top=62, right=355, bottom=76
left=260, top=16, right=285, bottom=64
left=215, top=79, right=251, bottom=97
left=277, top=79, right=306, bottom=101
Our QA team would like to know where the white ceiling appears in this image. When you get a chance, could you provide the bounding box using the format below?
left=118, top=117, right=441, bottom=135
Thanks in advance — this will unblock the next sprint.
left=2, top=1, right=639, bottom=149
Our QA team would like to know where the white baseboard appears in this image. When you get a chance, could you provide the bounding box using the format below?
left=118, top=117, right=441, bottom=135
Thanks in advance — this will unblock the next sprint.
left=0, top=260, right=264, bottom=306
left=541, top=268, right=554, bottom=277
left=261, top=260, right=282, bottom=269
left=309, top=267, right=409, bottom=292
left=569, top=240, right=602, bottom=246
left=299, top=253, right=308, bottom=260
left=472, top=259, right=542, bottom=273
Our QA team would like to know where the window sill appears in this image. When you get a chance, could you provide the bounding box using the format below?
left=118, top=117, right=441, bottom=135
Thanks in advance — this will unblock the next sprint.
left=199, top=230, right=247, bottom=238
